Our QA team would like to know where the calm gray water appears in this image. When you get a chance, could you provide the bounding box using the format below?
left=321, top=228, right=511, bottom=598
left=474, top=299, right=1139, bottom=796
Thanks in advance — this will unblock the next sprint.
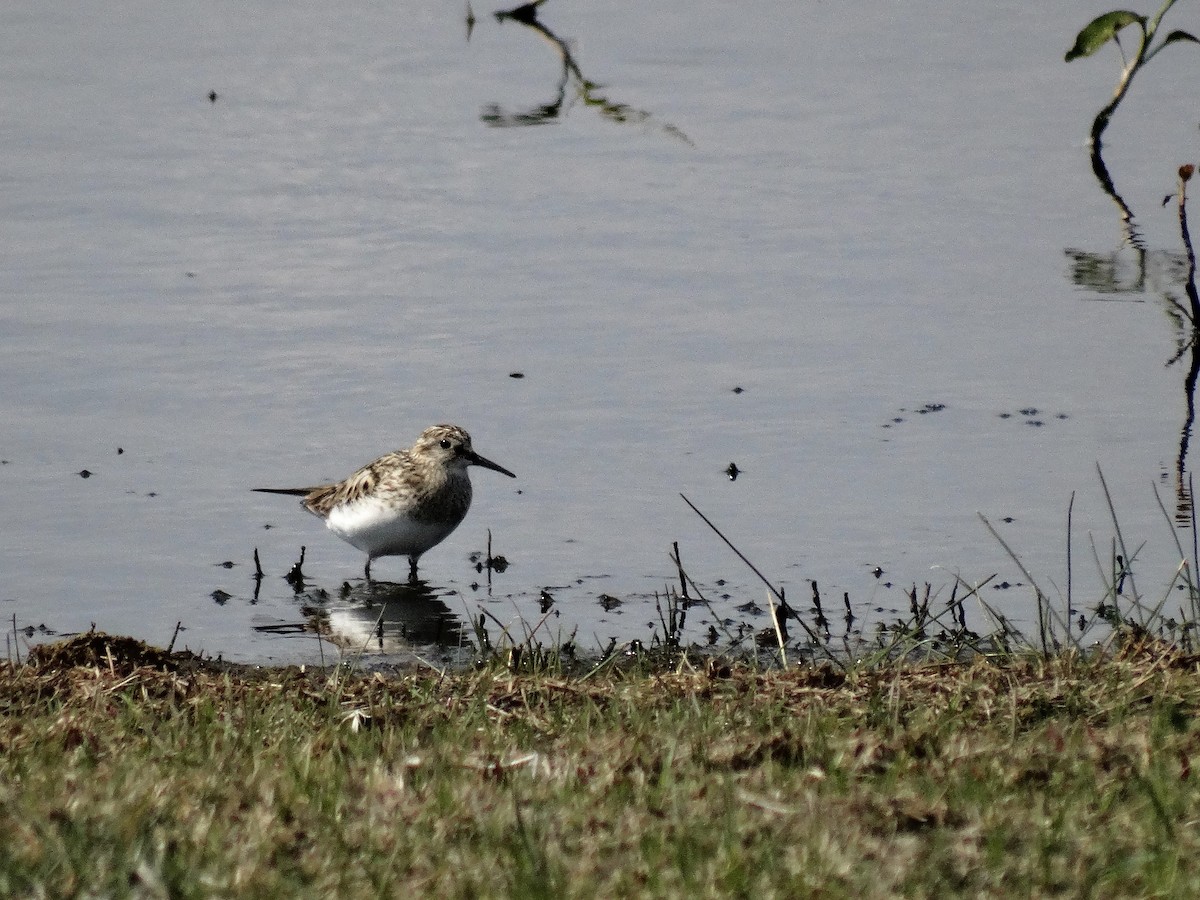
left=3, top=1, right=1200, bottom=663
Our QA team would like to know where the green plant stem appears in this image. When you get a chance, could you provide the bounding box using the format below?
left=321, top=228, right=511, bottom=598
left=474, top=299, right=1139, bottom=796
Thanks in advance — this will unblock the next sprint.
left=1091, top=0, right=1179, bottom=147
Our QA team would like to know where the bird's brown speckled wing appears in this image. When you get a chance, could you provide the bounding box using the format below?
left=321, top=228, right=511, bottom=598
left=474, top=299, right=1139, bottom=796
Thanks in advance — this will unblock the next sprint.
left=300, top=452, right=408, bottom=517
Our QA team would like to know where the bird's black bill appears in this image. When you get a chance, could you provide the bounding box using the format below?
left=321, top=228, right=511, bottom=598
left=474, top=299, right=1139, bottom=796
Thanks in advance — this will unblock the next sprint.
left=469, top=452, right=516, bottom=478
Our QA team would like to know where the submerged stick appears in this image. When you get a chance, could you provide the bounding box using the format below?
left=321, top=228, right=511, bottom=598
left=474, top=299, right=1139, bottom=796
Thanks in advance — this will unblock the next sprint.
left=1096, top=464, right=1141, bottom=617
left=673, top=541, right=690, bottom=601
left=1178, top=164, right=1198, bottom=321
left=978, top=513, right=1064, bottom=655
left=285, top=547, right=306, bottom=592
left=679, top=493, right=823, bottom=646
left=166, top=621, right=183, bottom=654
left=669, top=545, right=739, bottom=647
left=1067, top=490, right=1075, bottom=628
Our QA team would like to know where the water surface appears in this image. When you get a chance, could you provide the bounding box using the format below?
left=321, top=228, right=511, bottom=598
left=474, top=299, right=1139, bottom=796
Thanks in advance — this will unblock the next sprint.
left=3, top=2, right=1199, bottom=662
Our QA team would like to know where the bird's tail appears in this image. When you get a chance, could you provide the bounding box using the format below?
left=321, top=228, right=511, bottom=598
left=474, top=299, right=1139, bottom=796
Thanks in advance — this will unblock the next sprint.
left=252, top=487, right=316, bottom=496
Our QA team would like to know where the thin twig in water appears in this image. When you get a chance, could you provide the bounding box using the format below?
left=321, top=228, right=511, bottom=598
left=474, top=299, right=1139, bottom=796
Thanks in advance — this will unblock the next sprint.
left=679, top=493, right=824, bottom=647
left=486, top=529, right=493, bottom=591
left=673, top=541, right=690, bottom=602
left=1178, top=164, right=1198, bottom=321
left=811, top=582, right=830, bottom=637
left=476, top=605, right=520, bottom=649
left=166, top=621, right=183, bottom=655
left=1152, top=479, right=1195, bottom=588
left=1096, top=464, right=1142, bottom=616
left=680, top=495, right=784, bottom=599
left=1067, top=490, right=1075, bottom=627
left=669, top=546, right=739, bottom=646
left=978, top=513, right=1063, bottom=655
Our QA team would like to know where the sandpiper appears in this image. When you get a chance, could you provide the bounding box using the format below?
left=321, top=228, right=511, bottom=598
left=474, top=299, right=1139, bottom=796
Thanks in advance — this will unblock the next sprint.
left=254, top=424, right=515, bottom=580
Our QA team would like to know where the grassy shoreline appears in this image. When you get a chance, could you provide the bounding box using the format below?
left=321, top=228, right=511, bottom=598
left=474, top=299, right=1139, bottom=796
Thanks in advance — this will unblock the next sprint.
left=3, top=631, right=1200, bottom=896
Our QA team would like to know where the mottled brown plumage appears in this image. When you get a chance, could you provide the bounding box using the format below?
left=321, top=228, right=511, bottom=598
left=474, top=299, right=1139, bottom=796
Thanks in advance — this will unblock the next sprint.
left=254, top=425, right=515, bottom=580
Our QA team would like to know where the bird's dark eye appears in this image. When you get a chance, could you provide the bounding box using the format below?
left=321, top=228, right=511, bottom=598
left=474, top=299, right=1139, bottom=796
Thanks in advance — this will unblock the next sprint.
left=439, top=439, right=452, bottom=449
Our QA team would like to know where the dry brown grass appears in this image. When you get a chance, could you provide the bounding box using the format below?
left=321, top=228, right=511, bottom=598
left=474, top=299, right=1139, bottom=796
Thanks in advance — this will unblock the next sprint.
left=3, top=631, right=1200, bottom=896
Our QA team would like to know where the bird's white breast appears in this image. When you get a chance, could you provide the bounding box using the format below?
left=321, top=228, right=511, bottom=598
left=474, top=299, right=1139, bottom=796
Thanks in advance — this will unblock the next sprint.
left=325, top=495, right=463, bottom=558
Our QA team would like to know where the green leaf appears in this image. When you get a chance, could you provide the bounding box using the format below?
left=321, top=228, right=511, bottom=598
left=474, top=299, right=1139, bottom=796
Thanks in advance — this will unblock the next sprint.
left=1161, top=29, right=1200, bottom=49
left=1065, top=11, right=1147, bottom=62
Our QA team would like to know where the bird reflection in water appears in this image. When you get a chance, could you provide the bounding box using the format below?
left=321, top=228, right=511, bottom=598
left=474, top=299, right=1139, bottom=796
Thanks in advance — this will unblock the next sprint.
left=299, top=579, right=466, bottom=655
